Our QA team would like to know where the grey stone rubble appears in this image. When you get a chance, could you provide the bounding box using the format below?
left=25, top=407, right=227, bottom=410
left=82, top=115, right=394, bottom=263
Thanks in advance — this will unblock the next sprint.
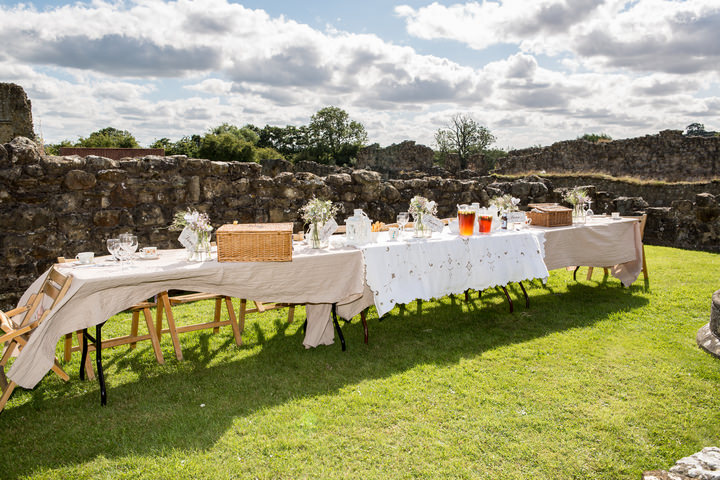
left=696, top=290, right=720, bottom=358
left=643, top=447, right=720, bottom=480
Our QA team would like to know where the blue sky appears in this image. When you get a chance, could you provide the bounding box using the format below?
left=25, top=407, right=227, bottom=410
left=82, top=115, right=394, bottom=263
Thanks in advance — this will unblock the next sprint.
left=1, top=0, right=719, bottom=149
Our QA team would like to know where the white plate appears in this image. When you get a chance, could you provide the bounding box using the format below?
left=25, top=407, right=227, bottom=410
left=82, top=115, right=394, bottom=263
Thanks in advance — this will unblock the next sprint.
left=138, top=254, right=159, bottom=260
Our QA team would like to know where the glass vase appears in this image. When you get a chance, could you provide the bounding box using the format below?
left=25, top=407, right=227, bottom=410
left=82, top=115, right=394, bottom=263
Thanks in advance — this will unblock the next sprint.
left=413, top=213, right=431, bottom=238
left=187, top=230, right=212, bottom=261
left=308, top=222, right=328, bottom=249
left=572, top=203, right=586, bottom=224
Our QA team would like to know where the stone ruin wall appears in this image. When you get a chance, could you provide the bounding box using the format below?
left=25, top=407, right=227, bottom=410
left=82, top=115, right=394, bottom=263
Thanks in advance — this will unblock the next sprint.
left=0, top=83, right=34, bottom=144
left=4, top=136, right=720, bottom=309
left=495, top=129, right=720, bottom=182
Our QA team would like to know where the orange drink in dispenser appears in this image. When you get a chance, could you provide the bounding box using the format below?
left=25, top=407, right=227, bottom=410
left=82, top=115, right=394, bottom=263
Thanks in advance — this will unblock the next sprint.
left=457, top=206, right=476, bottom=236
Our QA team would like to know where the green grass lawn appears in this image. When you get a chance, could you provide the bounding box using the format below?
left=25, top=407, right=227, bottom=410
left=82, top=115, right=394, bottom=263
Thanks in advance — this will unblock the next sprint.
left=2, top=245, right=719, bottom=479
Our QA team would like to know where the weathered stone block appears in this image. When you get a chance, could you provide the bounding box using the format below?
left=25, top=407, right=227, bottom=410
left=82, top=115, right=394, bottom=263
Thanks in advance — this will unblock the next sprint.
left=8, top=136, right=41, bottom=165
left=326, top=173, right=352, bottom=187
left=135, top=204, right=165, bottom=226
left=64, top=170, right=97, bottom=190
left=110, top=183, right=137, bottom=208
left=93, top=209, right=122, bottom=227
left=0, top=143, right=8, bottom=167
left=228, top=161, right=262, bottom=179
left=209, top=161, right=229, bottom=176
left=614, top=196, right=649, bottom=214
left=261, top=158, right=292, bottom=177
left=351, top=169, right=382, bottom=185
left=86, top=155, right=119, bottom=170
left=97, top=169, right=127, bottom=183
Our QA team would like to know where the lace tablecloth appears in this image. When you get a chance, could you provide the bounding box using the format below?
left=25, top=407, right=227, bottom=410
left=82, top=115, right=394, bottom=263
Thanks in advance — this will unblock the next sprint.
left=361, top=229, right=549, bottom=317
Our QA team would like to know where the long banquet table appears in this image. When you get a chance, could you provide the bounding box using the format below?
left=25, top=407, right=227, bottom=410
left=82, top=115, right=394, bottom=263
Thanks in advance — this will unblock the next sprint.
left=9, top=246, right=368, bottom=389
left=8, top=216, right=643, bottom=391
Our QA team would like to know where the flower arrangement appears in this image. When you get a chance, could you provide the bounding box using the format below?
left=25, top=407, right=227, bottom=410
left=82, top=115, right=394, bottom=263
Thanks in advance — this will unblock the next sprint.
left=490, top=194, right=520, bottom=212
left=170, top=209, right=213, bottom=233
left=408, top=196, right=437, bottom=217
left=170, top=209, right=213, bottom=261
left=563, top=187, right=589, bottom=206
left=300, top=197, right=339, bottom=225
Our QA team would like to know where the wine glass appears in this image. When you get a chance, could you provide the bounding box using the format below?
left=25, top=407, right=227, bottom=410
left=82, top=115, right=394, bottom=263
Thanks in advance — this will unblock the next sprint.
left=106, top=238, right=120, bottom=261
left=118, top=233, right=137, bottom=268
left=585, top=200, right=594, bottom=220
left=397, top=212, right=409, bottom=233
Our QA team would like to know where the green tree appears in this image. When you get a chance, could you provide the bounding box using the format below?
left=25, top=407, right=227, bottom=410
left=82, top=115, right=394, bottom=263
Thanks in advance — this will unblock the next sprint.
left=150, top=135, right=201, bottom=157
left=578, top=133, right=612, bottom=143
left=434, top=114, right=495, bottom=170
left=43, top=139, right=73, bottom=155
left=198, top=131, right=255, bottom=163
left=257, top=125, right=310, bottom=159
left=684, top=123, right=715, bottom=137
left=77, top=127, right=139, bottom=148
left=307, top=106, right=367, bottom=165
left=211, top=123, right=259, bottom=144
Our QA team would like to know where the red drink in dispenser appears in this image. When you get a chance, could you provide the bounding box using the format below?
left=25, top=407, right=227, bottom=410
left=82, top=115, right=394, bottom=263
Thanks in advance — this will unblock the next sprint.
left=479, top=215, right=493, bottom=233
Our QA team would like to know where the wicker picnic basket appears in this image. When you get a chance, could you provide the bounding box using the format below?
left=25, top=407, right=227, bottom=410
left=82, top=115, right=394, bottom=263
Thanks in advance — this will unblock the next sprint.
left=527, top=203, right=572, bottom=227
left=216, top=223, right=293, bottom=262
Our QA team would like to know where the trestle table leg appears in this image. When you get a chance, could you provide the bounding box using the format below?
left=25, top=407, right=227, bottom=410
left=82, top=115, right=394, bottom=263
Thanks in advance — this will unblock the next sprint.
left=519, top=281, right=530, bottom=309
left=331, top=303, right=346, bottom=352
left=80, top=321, right=108, bottom=406
left=500, top=286, right=514, bottom=313
left=360, top=308, right=368, bottom=344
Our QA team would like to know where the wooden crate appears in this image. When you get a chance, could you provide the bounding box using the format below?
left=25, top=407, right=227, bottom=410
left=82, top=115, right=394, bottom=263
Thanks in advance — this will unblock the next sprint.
left=527, top=204, right=572, bottom=227
left=216, top=223, right=293, bottom=262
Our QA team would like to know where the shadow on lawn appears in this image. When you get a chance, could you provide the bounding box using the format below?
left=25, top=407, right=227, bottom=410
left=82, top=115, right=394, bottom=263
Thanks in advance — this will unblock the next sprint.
left=1, top=279, right=649, bottom=478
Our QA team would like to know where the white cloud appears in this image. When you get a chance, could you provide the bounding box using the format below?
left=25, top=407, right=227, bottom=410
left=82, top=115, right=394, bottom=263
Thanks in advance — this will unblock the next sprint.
left=396, top=0, right=720, bottom=75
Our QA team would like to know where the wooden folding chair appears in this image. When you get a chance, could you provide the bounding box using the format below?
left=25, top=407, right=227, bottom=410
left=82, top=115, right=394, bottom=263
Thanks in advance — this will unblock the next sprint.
left=56, top=257, right=165, bottom=379
left=586, top=214, right=648, bottom=281
left=156, top=292, right=296, bottom=358
left=0, top=266, right=73, bottom=412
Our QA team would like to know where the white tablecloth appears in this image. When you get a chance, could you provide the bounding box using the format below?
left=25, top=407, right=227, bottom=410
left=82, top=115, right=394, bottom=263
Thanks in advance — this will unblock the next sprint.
left=533, top=216, right=643, bottom=286
left=361, top=229, right=550, bottom=317
left=9, top=247, right=366, bottom=389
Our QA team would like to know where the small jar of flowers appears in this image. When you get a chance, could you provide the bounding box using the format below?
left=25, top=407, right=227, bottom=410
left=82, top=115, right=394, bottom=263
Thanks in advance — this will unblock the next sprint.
left=408, top=195, right=437, bottom=238
left=300, top=197, right=339, bottom=249
left=170, top=209, right=213, bottom=261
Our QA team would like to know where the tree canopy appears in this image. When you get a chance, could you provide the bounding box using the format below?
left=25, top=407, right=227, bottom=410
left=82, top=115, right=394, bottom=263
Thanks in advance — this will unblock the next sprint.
left=685, top=123, right=717, bottom=137
left=578, top=133, right=612, bottom=143
left=305, top=106, right=368, bottom=165
left=435, top=114, right=496, bottom=170
left=77, top=127, right=140, bottom=148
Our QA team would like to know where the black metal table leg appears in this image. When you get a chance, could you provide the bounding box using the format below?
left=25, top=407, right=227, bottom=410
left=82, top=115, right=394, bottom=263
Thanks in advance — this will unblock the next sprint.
left=79, top=321, right=107, bottom=406
left=331, top=303, right=346, bottom=351
left=95, top=323, right=106, bottom=406
left=573, top=266, right=580, bottom=281
left=518, top=281, right=530, bottom=309
left=79, top=329, right=88, bottom=380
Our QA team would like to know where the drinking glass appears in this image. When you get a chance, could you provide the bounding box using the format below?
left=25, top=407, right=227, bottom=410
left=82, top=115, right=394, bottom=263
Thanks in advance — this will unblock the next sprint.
left=397, top=212, right=409, bottom=233
left=118, top=233, right=138, bottom=268
left=585, top=200, right=594, bottom=219
left=106, top=238, right=120, bottom=261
